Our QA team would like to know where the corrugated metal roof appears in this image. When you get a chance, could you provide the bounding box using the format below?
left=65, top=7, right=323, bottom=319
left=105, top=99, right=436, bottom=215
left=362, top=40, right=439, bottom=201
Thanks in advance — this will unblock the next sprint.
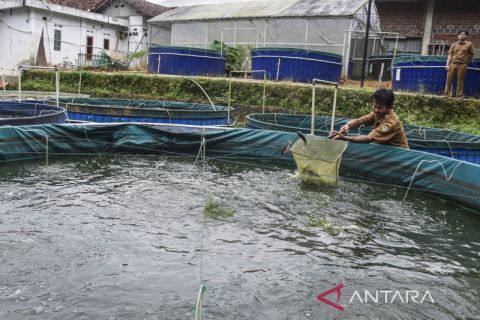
left=149, top=0, right=367, bottom=23
left=156, top=0, right=268, bottom=8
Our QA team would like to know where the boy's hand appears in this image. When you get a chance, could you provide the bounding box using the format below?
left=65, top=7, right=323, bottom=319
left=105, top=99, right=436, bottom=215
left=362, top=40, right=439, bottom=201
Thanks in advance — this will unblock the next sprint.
left=339, top=124, right=350, bottom=134
left=328, top=131, right=345, bottom=140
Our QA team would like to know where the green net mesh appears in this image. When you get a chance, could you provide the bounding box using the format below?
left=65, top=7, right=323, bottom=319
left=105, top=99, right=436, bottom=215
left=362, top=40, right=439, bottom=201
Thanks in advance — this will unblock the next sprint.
left=290, top=135, right=348, bottom=185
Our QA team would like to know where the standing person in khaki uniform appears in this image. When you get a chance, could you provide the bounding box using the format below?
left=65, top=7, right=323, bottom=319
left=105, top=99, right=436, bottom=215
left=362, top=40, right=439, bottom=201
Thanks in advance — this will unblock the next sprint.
left=329, top=89, right=409, bottom=148
left=445, top=30, right=475, bottom=97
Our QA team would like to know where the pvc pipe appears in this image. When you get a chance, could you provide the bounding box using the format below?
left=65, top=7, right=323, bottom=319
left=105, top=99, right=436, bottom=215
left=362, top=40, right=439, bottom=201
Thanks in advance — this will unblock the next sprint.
left=55, top=70, right=60, bottom=107
left=262, top=72, right=266, bottom=113
left=312, top=78, right=339, bottom=133
left=379, top=62, right=385, bottom=86
left=18, top=70, right=22, bottom=102
left=331, top=87, right=337, bottom=133
left=276, top=57, right=281, bottom=81
left=311, top=83, right=315, bottom=135
left=1, top=72, right=6, bottom=93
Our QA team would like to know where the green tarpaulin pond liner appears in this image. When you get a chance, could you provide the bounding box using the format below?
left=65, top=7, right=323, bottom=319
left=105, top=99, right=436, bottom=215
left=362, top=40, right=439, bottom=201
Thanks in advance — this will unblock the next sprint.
left=246, top=113, right=480, bottom=165
left=0, top=123, right=479, bottom=213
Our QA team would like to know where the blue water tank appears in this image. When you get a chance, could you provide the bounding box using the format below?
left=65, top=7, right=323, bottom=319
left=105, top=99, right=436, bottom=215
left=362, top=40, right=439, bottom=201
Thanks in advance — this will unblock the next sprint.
left=251, top=47, right=343, bottom=83
left=392, top=55, right=480, bottom=97
left=148, top=46, right=226, bottom=76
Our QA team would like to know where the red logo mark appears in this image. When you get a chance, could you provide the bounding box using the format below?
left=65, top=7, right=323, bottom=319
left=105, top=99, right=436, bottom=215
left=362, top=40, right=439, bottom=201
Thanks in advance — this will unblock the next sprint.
left=317, top=283, right=344, bottom=311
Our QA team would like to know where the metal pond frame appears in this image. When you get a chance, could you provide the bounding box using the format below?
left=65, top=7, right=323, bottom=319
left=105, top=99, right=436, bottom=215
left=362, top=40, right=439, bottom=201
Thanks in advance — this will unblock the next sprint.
left=311, top=78, right=339, bottom=134
left=18, top=65, right=61, bottom=106
left=227, top=70, right=269, bottom=120
left=341, top=30, right=400, bottom=80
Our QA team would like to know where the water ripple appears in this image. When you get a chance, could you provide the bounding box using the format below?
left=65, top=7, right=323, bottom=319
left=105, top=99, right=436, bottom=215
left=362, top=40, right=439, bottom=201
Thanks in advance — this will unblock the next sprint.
left=0, top=155, right=478, bottom=319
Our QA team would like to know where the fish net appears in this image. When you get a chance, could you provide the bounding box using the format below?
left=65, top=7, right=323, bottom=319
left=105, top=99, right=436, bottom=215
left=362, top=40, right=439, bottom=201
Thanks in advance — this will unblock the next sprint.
left=290, top=135, right=348, bottom=185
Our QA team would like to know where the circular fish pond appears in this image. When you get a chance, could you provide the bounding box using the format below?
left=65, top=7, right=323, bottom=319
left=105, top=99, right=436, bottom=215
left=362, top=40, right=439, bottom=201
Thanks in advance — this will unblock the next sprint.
left=392, top=55, right=480, bottom=97
left=148, top=46, right=226, bottom=76
left=0, top=155, right=478, bottom=319
left=0, top=101, right=66, bottom=126
left=245, top=113, right=480, bottom=165
left=251, top=47, right=343, bottom=83
left=45, top=98, right=234, bottom=126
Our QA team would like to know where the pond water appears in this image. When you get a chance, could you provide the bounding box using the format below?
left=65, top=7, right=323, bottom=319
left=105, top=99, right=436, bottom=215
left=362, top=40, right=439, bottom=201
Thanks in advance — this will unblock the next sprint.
left=0, top=155, right=479, bottom=320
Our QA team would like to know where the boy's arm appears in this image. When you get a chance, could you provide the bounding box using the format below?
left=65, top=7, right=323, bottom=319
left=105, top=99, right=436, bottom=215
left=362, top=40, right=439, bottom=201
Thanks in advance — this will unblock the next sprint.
left=333, top=133, right=373, bottom=143
left=340, top=112, right=375, bottom=133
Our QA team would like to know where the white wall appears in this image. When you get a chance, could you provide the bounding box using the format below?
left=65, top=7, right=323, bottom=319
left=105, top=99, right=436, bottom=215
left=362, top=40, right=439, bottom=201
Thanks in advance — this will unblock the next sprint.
left=40, top=10, right=129, bottom=67
left=0, top=6, right=129, bottom=75
left=127, top=15, right=147, bottom=67
left=128, top=15, right=146, bottom=52
left=0, top=7, right=37, bottom=74
left=99, top=0, right=150, bottom=65
left=101, top=0, right=137, bottom=18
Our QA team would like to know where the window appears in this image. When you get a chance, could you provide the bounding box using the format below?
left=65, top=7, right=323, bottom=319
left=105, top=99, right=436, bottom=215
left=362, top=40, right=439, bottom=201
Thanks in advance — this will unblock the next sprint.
left=86, top=36, right=94, bottom=61
left=54, top=29, right=61, bottom=51
left=104, top=39, right=110, bottom=50
left=383, top=38, right=422, bottom=54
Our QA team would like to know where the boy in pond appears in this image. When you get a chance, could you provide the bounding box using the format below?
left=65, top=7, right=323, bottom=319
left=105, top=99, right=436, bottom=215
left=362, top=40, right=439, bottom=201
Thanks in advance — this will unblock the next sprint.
left=329, top=88, right=409, bottom=148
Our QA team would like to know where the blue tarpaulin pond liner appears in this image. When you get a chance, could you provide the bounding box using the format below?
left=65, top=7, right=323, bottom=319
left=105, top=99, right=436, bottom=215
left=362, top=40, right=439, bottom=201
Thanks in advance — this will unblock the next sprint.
left=392, top=55, right=480, bottom=97
left=0, top=122, right=479, bottom=213
left=0, top=101, right=66, bottom=126
left=246, top=113, right=480, bottom=165
left=45, top=98, right=234, bottom=126
left=148, top=46, right=226, bottom=76
left=251, top=47, right=343, bottom=83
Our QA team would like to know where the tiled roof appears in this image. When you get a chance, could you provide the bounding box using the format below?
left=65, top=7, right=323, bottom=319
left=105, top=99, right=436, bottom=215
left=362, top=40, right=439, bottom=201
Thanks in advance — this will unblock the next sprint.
left=48, top=0, right=104, bottom=11
left=48, top=0, right=170, bottom=18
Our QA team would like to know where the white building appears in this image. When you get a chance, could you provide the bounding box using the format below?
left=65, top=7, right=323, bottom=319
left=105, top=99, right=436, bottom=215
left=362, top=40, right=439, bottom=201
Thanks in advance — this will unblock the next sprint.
left=0, top=0, right=169, bottom=75
left=50, top=0, right=170, bottom=66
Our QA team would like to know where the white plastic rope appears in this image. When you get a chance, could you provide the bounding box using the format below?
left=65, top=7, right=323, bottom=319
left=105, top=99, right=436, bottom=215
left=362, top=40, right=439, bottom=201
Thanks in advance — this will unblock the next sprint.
left=403, top=159, right=464, bottom=202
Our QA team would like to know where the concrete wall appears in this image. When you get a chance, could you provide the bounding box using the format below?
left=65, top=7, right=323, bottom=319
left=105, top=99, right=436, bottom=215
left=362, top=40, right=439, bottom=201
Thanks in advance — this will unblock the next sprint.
left=377, top=0, right=480, bottom=55
left=376, top=1, right=426, bottom=39
left=432, top=0, right=480, bottom=48
left=0, top=7, right=38, bottom=72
